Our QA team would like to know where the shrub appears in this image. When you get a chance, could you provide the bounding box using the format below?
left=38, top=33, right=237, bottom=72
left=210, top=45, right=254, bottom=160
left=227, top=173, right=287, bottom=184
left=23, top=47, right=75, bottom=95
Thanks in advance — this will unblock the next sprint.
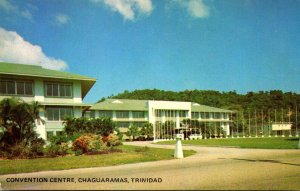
left=29, top=138, right=46, bottom=157
left=74, top=149, right=83, bottom=156
left=73, top=134, right=105, bottom=153
left=44, top=143, right=68, bottom=158
left=104, top=134, right=123, bottom=147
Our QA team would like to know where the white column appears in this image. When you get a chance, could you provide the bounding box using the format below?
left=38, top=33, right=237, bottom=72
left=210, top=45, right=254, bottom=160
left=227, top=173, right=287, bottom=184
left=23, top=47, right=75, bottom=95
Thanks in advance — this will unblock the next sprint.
left=112, top=111, right=116, bottom=120
left=176, top=110, right=180, bottom=129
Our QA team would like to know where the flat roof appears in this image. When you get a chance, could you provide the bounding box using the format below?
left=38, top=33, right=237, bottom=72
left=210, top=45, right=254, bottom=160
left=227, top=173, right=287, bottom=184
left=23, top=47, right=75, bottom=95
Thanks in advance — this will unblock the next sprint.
left=91, top=99, right=148, bottom=111
left=191, top=103, right=233, bottom=113
left=0, top=62, right=96, bottom=98
left=91, top=99, right=233, bottom=113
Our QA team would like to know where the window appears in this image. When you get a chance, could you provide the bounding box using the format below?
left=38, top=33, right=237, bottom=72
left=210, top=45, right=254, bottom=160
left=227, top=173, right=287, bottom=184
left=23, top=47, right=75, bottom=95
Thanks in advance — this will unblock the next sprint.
left=98, top=111, right=113, bottom=118
left=179, top=111, right=187, bottom=118
left=165, top=111, right=176, bottom=118
left=56, top=131, right=64, bottom=136
left=132, top=122, right=146, bottom=127
left=116, top=122, right=130, bottom=128
left=224, top=113, right=229, bottom=119
left=116, top=111, right=129, bottom=118
left=214, top=113, right=221, bottom=119
left=155, top=110, right=162, bottom=117
left=192, top=112, right=199, bottom=119
left=132, top=111, right=145, bottom=118
left=45, top=82, right=72, bottom=97
left=200, top=112, right=210, bottom=119
left=46, top=107, right=73, bottom=121
left=0, top=79, right=33, bottom=96
left=47, top=131, right=54, bottom=139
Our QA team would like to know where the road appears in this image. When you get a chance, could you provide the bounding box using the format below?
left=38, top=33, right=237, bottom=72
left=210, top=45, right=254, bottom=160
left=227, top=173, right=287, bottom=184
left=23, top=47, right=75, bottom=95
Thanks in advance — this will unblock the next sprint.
left=0, top=141, right=299, bottom=190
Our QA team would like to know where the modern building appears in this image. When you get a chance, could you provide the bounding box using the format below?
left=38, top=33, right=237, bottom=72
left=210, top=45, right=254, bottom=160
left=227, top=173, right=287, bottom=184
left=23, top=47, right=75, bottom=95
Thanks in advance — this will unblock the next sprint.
left=0, top=62, right=96, bottom=140
left=89, top=99, right=234, bottom=140
left=0, top=62, right=234, bottom=141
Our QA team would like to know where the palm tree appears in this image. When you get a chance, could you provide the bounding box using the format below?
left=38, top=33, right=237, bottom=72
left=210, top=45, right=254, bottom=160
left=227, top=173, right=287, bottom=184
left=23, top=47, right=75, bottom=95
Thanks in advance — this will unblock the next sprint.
left=140, top=122, right=153, bottom=140
left=0, top=98, right=43, bottom=148
left=126, top=125, right=140, bottom=141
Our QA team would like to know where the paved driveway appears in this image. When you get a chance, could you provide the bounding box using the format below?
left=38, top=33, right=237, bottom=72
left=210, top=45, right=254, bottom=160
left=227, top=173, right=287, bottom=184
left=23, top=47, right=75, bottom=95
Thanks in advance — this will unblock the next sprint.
left=0, top=141, right=299, bottom=190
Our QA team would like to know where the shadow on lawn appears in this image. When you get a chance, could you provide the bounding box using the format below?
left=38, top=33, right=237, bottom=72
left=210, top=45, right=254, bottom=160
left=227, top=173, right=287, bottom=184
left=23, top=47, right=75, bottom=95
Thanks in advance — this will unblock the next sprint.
left=219, top=158, right=300, bottom=167
left=284, top=138, right=299, bottom=142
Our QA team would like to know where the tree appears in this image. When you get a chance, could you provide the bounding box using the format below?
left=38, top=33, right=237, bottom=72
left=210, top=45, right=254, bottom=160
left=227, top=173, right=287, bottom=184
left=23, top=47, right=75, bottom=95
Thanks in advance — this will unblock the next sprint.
left=0, top=98, right=44, bottom=153
left=63, top=117, right=115, bottom=137
left=126, top=125, right=140, bottom=141
left=140, top=122, right=153, bottom=140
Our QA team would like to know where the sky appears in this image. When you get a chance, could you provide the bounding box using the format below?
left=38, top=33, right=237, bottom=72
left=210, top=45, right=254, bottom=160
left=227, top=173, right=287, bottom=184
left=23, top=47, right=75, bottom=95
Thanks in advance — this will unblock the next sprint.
left=0, top=0, right=299, bottom=103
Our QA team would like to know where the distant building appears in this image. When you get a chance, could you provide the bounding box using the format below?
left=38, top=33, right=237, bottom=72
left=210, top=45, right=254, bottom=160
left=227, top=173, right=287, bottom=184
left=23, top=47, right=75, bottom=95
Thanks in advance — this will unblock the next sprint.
left=0, top=62, right=96, bottom=140
left=89, top=99, right=233, bottom=139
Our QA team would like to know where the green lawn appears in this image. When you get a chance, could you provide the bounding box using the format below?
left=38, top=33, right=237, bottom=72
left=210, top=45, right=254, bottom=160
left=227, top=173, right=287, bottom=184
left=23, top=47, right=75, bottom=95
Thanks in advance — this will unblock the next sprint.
left=157, top=137, right=300, bottom=149
left=0, top=145, right=196, bottom=175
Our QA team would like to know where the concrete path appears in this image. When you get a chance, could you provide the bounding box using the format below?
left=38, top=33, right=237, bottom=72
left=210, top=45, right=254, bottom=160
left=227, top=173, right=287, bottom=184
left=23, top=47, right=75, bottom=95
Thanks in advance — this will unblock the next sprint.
left=0, top=141, right=299, bottom=190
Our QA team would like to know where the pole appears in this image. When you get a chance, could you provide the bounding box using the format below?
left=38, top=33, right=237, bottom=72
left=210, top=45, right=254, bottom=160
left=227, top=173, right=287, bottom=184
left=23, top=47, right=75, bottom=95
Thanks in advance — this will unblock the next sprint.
left=231, top=112, right=234, bottom=138
left=261, top=110, right=264, bottom=137
left=268, top=109, right=271, bottom=137
left=248, top=109, right=251, bottom=137
left=204, top=121, right=207, bottom=139
left=242, top=110, right=245, bottom=138
left=255, top=109, right=258, bottom=137
left=236, top=111, right=239, bottom=138
left=296, top=105, right=299, bottom=137
left=275, top=109, right=277, bottom=137
left=281, top=108, right=285, bottom=137
left=289, top=107, right=292, bottom=137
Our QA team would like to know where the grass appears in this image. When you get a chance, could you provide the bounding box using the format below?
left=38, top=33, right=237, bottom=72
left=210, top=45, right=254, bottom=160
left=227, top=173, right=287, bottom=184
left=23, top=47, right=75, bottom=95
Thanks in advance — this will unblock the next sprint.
left=157, top=137, right=300, bottom=149
left=0, top=145, right=196, bottom=175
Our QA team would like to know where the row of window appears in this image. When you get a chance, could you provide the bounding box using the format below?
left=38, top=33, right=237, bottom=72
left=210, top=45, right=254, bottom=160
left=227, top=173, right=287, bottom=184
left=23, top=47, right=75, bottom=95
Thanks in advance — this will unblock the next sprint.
left=46, top=107, right=73, bottom=121
left=46, top=109, right=147, bottom=122
left=0, top=79, right=73, bottom=98
left=115, top=122, right=146, bottom=128
left=191, top=112, right=229, bottom=119
left=46, top=83, right=72, bottom=97
left=155, top=110, right=188, bottom=118
left=0, top=80, right=33, bottom=96
left=88, top=111, right=146, bottom=119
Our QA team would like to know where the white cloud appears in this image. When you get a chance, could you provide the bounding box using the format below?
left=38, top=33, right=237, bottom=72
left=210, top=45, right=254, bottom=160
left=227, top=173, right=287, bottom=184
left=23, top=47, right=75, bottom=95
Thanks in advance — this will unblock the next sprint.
left=91, top=0, right=153, bottom=21
left=0, top=0, right=16, bottom=11
left=0, top=0, right=34, bottom=21
left=21, top=9, right=33, bottom=21
left=0, top=27, right=68, bottom=71
left=55, top=13, right=70, bottom=26
left=176, top=0, right=210, bottom=18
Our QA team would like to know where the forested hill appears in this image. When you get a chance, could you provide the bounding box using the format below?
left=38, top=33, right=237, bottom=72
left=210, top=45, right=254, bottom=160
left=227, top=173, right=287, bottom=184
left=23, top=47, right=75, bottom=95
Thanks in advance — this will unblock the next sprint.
left=99, top=89, right=300, bottom=111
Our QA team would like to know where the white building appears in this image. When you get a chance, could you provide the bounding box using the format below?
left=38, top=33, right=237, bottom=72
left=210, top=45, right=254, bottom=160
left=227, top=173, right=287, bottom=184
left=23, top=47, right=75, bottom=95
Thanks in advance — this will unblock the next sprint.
left=0, top=62, right=96, bottom=140
left=90, top=99, right=234, bottom=139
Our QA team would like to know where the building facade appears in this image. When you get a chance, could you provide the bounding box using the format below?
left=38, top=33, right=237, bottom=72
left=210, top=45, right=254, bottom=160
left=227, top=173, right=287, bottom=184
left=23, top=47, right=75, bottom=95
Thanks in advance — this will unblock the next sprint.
left=90, top=99, right=233, bottom=139
left=0, top=62, right=96, bottom=140
left=1, top=62, right=234, bottom=141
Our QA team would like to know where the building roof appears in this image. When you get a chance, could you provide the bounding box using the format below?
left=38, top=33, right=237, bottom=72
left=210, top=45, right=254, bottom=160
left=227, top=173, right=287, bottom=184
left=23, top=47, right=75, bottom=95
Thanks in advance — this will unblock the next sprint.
left=191, top=102, right=233, bottom=113
left=91, top=98, right=233, bottom=113
left=40, top=102, right=93, bottom=107
left=0, top=62, right=96, bottom=98
left=90, top=99, right=148, bottom=111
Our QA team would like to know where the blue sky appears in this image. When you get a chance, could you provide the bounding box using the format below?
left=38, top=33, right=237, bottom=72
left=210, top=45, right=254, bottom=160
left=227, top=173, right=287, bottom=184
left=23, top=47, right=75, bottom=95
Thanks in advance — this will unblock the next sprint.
left=0, top=0, right=299, bottom=103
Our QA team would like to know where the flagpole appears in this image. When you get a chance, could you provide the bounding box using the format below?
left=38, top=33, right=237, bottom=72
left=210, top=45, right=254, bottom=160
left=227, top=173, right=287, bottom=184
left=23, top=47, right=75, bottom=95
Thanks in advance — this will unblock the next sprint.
left=289, top=107, right=292, bottom=137
left=296, top=105, right=299, bottom=137
left=261, top=109, right=264, bottom=137
left=268, top=109, right=271, bottom=137
left=248, top=109, right=251, bottom=138
left=282, top=108, right=285, bottom=137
